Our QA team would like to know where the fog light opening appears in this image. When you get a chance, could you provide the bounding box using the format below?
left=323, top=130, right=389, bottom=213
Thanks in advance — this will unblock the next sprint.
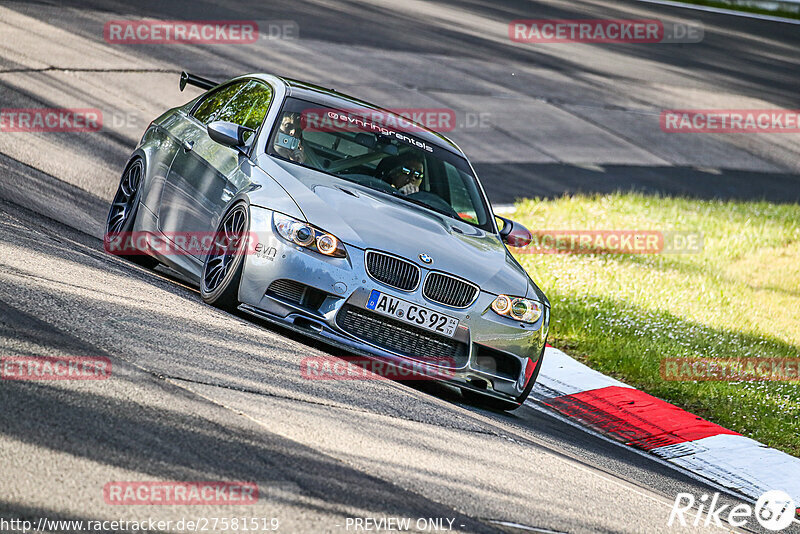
left=467, top=377, right=489, bottom=390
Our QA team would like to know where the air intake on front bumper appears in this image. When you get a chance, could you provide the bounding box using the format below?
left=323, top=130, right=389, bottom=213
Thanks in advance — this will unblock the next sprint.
left=423, top=272, right=479, bottom=308
left=365, top=250, right=420, bottom=291
left=472, top=344, right=523, bottom=381
left=336, top=305, right=468, bottom=367
left=267, top=279, right=307, bottom=303
left=267, top=279, right=328, bottom=311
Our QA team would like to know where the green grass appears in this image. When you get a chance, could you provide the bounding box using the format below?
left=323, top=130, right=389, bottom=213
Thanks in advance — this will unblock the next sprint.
left=509, top=193, right=800, bottom=456
left=668, top=0, right=800, bottom=20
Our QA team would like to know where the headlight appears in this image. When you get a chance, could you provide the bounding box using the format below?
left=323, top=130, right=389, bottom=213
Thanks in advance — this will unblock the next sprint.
left=273, top=213, right=347, bottom=258
left=316, top=234, right=338, bottom=255
left=491, top=294, right=542, bottom=324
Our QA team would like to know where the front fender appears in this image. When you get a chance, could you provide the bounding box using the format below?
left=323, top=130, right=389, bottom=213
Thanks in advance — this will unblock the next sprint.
left=243, top=159, right=304, bottom=220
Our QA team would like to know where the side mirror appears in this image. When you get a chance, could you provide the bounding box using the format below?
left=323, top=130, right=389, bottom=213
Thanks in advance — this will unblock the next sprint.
left=496, top=215, right=532, bottom=248
left=207, top=121, right=254, bottom=150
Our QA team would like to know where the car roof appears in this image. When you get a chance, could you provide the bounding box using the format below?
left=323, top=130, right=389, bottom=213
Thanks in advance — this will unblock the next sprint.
left=273, top=76, right=464, bottom=155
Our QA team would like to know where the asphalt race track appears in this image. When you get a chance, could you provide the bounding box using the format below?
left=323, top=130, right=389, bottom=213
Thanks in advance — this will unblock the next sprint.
left=1, top=1, right=799, bottom=532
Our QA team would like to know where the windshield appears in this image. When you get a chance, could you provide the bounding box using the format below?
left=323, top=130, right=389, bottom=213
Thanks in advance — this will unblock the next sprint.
left=267, top=97, right=493, bottom=231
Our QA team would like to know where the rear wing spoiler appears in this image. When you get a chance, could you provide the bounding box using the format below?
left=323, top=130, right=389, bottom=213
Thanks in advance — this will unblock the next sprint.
left=179, top=71, right=218, bottom=92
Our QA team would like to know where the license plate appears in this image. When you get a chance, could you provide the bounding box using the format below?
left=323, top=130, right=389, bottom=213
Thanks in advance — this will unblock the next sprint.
left=366, top=290, right=459, bottom=337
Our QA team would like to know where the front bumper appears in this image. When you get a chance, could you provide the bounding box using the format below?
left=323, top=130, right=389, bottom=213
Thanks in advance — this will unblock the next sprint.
left=239, top=206, right=548, bottom=401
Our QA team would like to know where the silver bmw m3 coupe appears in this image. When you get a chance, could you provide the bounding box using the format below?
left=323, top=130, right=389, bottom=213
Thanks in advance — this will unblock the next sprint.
left=105, top=71, right=550, bottom=410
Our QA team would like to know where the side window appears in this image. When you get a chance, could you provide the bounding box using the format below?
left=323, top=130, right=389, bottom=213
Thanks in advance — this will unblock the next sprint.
left=214, top=81, right=274, bottom=137
left=191, top=81, right=248, bottom=125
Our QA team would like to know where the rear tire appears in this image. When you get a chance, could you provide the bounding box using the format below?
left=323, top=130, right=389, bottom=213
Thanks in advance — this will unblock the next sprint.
left=200, top=202, right=250, bottom=310
left=105, top=157, right=159, bottom=269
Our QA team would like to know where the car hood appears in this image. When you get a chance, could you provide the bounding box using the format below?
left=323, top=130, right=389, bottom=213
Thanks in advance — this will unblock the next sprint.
left=255, top=156, right=533, bottom=297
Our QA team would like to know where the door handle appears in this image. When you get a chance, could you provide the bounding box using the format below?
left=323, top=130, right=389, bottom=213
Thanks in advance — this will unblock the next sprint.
left=182, top=140, right=194, bottom=152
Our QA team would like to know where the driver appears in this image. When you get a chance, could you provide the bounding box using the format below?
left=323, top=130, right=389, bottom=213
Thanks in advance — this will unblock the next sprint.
left=273, top=112, right=307, bottom=163
left=380, top=154, right=424, bottom=195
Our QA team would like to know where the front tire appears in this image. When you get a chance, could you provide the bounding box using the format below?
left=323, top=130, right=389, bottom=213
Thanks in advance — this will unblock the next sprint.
left=105, top=157, right=159, bottom=269
left=200, top=202, right=250, bottom=310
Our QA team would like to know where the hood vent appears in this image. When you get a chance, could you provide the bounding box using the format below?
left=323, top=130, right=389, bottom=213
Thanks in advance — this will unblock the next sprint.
left=337, top=186, right=359, bottom=197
